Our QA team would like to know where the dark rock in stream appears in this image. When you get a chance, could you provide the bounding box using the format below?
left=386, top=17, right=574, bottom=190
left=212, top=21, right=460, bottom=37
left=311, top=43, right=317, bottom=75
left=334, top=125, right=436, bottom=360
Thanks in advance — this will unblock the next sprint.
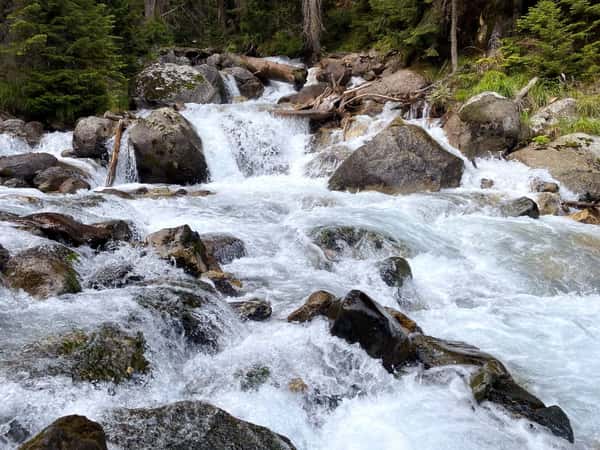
left=201, top=233, right=247, bottom=265
left=378, top=256, right=412, bottom=288
left=0, top=243, right=9, bottom=272
left=222, top=67, right=265, bottom=99
left=230, top=298, right=272, bottom=321
left=102, top=401, right=296, bottom=450
left=72, top=116, right=117, bottom=160
left=501, top=197, right=540, bottom=219
left=3, top=245, right=81, bottom=299
left=287, top=290, right=339, bottom=323
left=19, top=415, right=107, bottom=450
left=32, top=166, right=91, bottom=194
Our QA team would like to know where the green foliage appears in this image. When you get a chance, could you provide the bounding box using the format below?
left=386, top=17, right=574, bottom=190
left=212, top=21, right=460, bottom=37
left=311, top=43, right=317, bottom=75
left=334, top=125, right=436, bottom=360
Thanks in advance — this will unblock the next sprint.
left=557, top=117, right=600, bottom=135
left=1, top=0, right=124, bottom=125
left=454, top=70, right=528, bottom=101
left=532, top=135, right=551, bottom=145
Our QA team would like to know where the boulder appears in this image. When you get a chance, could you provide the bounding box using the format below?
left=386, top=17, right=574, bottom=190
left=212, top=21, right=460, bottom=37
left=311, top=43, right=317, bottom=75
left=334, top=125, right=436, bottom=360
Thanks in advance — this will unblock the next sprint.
left=529, top=98, right=577, bottom=135
left=355, top=69, right=427, bottom=98
left=317, top=58, right=352, bottom=86
left=102, top=401, right=297, bottom=450
left=509, top=133, right=600, bottom=200
left=530, top=178, right=560, bottom=193
left=287, top=290, right=339, bottom=323
left=135, top=63, right=225, bottom=107
left=535, top=193, right=563, bottom=216
left=378, top=257, right=412, bottom=288
left=4, top=245, right=81, bottom=299
left=146, top=225, right=212, bottom=276
left=328, top=120, right=464, bottom=194
left=92, top=220, right=134, bottom=243
left=444, top=92, right=521, bottom=158
left=128, top=108, right=209, bottom=185
left=330, top=290, right=415, bottom=372
left=0, top=243, right=9, bottom=272
left=222, top=67, right=264, bottom=99
left=19, top=415, right=107, bottom=450
left=569, top=208, right=600, bottom=225
left=500, top=197, right=540, bottom=219
left=72, top=117, right=117, bottom=159
left=310, top=225, right=411, bottom=262
left=0, top=119, right=44, bottom=146
left=32, top=166, right=90, bottom=194
left=304, top=145, right=353, bottom=178
left=277, top=83, right=329, bottom=105
left=0, top=153, right=60, bottom=184
left=471, top=361, right=574, bottom=443
left=86, top=263, right=136, bottom=290
left=230, top=299, right=272, bottom=321
left=200, top=234, right=247, bottom=265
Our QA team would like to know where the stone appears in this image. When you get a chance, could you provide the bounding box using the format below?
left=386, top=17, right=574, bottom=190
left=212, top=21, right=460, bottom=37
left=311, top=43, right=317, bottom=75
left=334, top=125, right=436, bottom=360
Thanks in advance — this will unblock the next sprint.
left=4, top=245, right=81, bottom=299
left=480, top=178, right=495, bottom=189
left=317, top=58, right=352, bottom=86
left=23, top=122, right=45, bottom=146
left=128, top=108, right=209, bottom=185
left=237, top=365, right=271, bottom=391
left=569, top=208, right=600, bottom=225
left=19, top=415, right=107, bottom=450
left=501, top=197, right=540, bottom=219
left=0, top=120, right=43, bottom=146
left=146, top=225, right=212, bottom=276
left=355, top=69, right=427, bottom=98
left=530, top=178, right=560, bottom=193
left=86, top=263, right=136, bottom=290
left=0, top=243, right=9, bottom=272
left=529, top=98, right=577, bottom=135
left=288, top=378, right=308, bottom=393
left=536, top=193, right=563, bottom=216
left=102, top=401, right=296, bottom=450
left=32, top=166, right=90, bottom=193
left=328, top=119, right=464, bottom=195
left=382, top=307, right=423, bottom=334
left=135, top=63, right=225, bottom=107
left=378, top=257, right=412, bottom=288
left=412, top=335, right=499, bottom=369
left=200, top=234, right=247, bottom=266
left=222, top=67, right=264, bottom=99
left=330, top=290, right=415, bottom=372
left=444, top=92, right=521, bottom=158
left=0, top=153, right=60, bottom=184
left=92, top=220, right=134, bottom=243
left=72, top=116, right=117, bottom=159
left=277, top=83, right=329, bottom=105
left=305, top=145, right=353, bottom=178
left=509, top=133, right=600, bottom=200
left=230, top=299, right=272, bottom=321
left=287, top=290, right=339, bottom=323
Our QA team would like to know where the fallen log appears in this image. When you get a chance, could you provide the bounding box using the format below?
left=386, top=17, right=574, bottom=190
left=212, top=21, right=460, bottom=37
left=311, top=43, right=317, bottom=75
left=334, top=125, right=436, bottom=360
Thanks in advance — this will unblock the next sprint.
left=562, top=200, right=600, bottom=209
left=105, top=119, right=126, bottom=187
left=271, top=109, right=335, bottom=121
left=230, top=55, right=307, bottom=87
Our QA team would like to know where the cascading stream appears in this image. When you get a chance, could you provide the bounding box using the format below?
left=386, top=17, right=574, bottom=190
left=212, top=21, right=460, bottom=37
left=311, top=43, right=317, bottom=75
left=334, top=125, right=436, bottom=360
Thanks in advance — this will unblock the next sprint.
left=0, top=79, right=599, bottom=450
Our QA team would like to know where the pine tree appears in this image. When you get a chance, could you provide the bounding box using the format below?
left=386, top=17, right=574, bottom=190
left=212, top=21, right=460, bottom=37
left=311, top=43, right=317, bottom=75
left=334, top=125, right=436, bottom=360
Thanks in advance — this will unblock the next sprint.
left=2, top=0, right=123, bottom=125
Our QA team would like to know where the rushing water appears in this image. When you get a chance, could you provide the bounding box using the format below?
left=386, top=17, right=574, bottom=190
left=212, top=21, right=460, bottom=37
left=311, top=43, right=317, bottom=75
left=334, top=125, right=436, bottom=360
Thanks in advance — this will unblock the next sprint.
left=0, top=78, right=599, bottom=450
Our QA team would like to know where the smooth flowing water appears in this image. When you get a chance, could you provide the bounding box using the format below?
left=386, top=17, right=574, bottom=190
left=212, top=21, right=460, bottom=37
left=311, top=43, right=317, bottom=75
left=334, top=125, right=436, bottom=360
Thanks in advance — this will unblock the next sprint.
left=0, top=79, right=599, bottom=450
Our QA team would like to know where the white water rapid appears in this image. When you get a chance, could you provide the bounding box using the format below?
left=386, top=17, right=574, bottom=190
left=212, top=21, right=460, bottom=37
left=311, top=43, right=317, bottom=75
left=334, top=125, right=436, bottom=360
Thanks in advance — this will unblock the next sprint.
left=0, top=78, right=599, bottom=450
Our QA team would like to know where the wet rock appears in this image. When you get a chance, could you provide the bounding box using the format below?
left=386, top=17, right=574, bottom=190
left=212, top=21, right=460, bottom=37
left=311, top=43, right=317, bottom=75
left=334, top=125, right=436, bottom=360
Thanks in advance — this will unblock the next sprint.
left=382, top=307, right=422, bottom=334
left=328, top=119, right=464, bottom=195
left=0, top=243, right=9, bottom=272
left=536, top=193, right=564, bottom=216
left=0, top=119, right=44, bottom=146
left=530, top=178, right=560, bottom=193
left=501, top=197, right=540, bottom=219
left=92, top=220, right=134, bottom=243
left=222, top=67, right=264, bottom=99
left=444, top=92, right=521, bottom=159
left=310, top=225, right=411, bottom=262
left=146, top=225, right=211, bottom=276
left=317, top=58, right=352, bottom=86
left=98, top=188, right=134, bottom=200
left=203, top=270, right=242, bottom=297
left=330, top=290, right=415, bottom=372
left=529, top=98, right=577, bottom=136
left=4, top=245, right=80, bottom=299
left=19, top=415, right=107, bottom=450
left=1, top=418, right=30, bottom=445
left=72, top=116, right=117, bottom=159
left=569, top=208, right=600, bottom=225
left=237, top=365, right=271, bottom=391
left=134, top=286, right=225, bottom=351
left=278, top=83, right=329, bottom=105
left=135, top=63, right=225, bottom=107
left=200, top=233, right=247, bottom=266
left=355, top=69, right=427, bottom=98
left=471, top=360, right=574, bottom=442
left=0, top=153, right=60, bottom=184
left=103, top=401, right=297, bottom=450
left=509, top=133, right=600, bottom=200
left=32, top=166, right=90, bottom=194
left=17, top=213, right=127, bottom=248
left=480, top=178, right=495, bottom=189
left=304, top=145, right=353, bottom=178
left=287, top=290, right=339, bottom=323
left=288, top=377, right=308, bottom=393
left=378, top=257, right=412, bottom=288
left=86, top=263, right=136, bottom=290
left=128, top=108, right=209, bottom=185
left=412, top=335, right=498, bottom=369
left=230, top=299, right=272, bottom=321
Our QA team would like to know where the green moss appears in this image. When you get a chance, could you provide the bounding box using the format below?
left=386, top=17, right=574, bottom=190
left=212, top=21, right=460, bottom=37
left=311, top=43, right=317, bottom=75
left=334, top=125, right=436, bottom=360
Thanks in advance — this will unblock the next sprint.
left=557, top=117, right=600, bottom=136
left=236, top=365, right=271, bottom=391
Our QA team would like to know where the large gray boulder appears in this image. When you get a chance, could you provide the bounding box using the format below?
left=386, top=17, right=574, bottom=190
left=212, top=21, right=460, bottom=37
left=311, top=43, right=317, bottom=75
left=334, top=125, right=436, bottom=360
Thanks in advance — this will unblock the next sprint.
left=72, top=116, right=116, bottom=159
left=128, top=108, right=209, bottom=185
left=509, top=133, right=600, bottom=200
left=135, top=63, right=225, bottom=107
left=328, top=119, right=464, bottom=194
left=444, top=92, right=521, bottom=158
left=222, top=67, right=264, bottom=99
left=102, top=401, right=297, bottom=450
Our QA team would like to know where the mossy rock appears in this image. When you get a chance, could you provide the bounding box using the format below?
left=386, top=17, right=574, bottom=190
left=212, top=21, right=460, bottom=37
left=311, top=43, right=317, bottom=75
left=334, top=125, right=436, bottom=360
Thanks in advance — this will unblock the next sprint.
left=19, top=415, right=107, bottom=450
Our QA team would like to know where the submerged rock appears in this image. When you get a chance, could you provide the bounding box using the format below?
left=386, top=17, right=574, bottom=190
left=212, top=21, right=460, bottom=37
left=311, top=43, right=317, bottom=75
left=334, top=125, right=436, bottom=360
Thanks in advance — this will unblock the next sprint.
left=135, top=63, right=225, bottom=107
left=222, top=67, right=264, bottom=99
left=146, top=225, right=212, bottom=276
left=19, top=415, right=107, bottom=450
left=201, top=233, right=247, bottom=266
left=230, top=298, right=272, bottom=321
left=378, top=256, right=412, bottom=288
left=0, top=243, right=9, bottom=272
left=72, top=116, right=117, bottom=159
left=4, top=245, right=80, bottom=299
left=287, top=290, right=339, bottom=323
left=304, top=145, right=353, bottom=178
left=236, top=365, right=271, bottom=391
left=509, top=133, right=600, bottom=200
left=328, top=119, right=464, bottom=194
left=32, top=166, right=90, bottom=194
left=103, top=401, right=296, bottom=450
left=128, top=108, right=209, bottom=185
left=444, top=92, right=521, bottom=159
left=501, top=197, right=540, bottom=219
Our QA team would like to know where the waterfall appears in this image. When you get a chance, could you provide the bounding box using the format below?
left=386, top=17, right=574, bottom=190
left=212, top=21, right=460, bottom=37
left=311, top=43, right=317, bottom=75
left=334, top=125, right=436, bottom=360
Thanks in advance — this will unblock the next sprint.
left=222, top=73, right=241, bottom=99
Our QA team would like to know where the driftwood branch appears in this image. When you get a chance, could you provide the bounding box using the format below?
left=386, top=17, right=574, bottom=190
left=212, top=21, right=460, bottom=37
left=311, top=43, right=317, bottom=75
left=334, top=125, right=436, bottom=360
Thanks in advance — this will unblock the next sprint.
left=105, top=120, right=126, bottom=187
left=562, top=200, right=600, bottom=209
left=515, top=77, right=539, bottom=103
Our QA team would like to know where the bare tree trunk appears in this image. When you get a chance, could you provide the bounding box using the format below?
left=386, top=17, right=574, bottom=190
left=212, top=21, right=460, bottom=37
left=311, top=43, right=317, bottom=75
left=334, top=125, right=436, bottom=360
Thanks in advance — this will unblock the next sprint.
left=217, top=0, right=226, bottom=30
left=302, top=0, right=323, bottom=63
left=145, top=0, right=167, bottom=21
left=450, top=0, right=458, bottom=73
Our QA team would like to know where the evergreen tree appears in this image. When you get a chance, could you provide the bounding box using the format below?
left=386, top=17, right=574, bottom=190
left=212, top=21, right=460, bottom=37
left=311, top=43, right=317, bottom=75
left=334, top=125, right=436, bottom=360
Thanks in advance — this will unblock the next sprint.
left=1, top=0, right=123, bottom=125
